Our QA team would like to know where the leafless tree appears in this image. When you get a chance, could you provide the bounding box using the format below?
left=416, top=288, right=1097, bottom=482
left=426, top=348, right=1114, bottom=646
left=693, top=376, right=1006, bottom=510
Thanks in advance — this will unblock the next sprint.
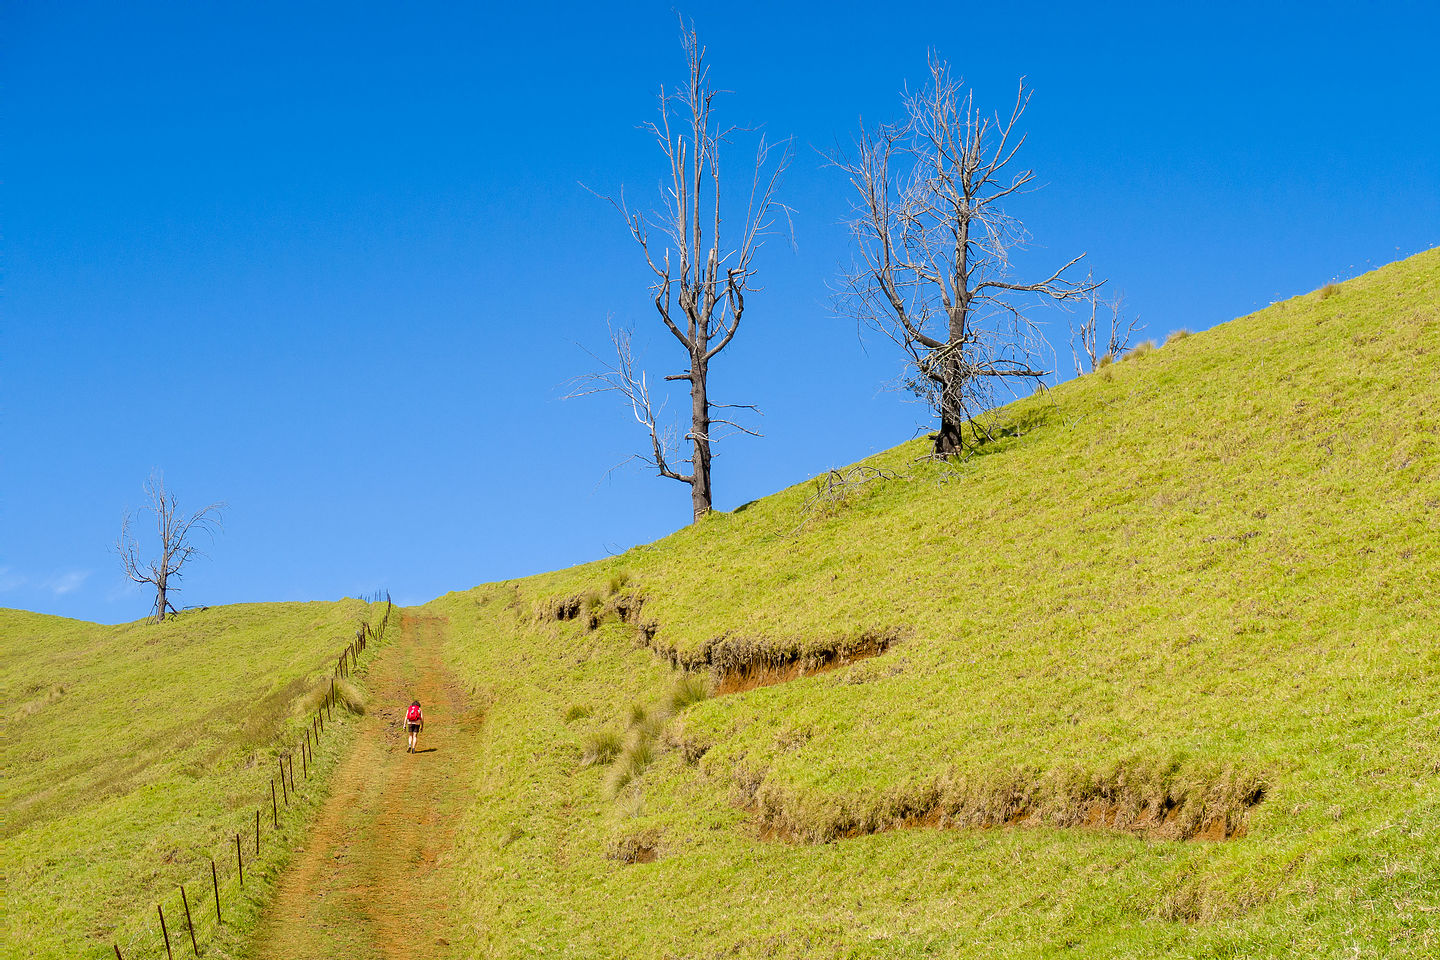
left=574, top=20, right=791, bottom=522
left=833, top=54, right=1099, bottom=456
left=116, top=471, right=224, bottom=623
left=1070, top=272, right=1144, bottom=374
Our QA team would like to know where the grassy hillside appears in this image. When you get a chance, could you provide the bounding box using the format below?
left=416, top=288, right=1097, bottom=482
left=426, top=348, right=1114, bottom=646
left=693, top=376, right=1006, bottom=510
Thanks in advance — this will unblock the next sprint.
left=423, top=248, right=1440, bottom=957
left=0, top=600, right=387, bottom=959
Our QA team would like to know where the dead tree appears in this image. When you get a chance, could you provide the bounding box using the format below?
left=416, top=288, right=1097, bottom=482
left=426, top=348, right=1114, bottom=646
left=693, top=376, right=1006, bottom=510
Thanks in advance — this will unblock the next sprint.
left=575, top=21, right=791, bottom=522
left=116, top=472, right=224, bottom=623
left=1070, top=272, right=1143, bottom=374
left=834, top=54, right=1099, bottom=456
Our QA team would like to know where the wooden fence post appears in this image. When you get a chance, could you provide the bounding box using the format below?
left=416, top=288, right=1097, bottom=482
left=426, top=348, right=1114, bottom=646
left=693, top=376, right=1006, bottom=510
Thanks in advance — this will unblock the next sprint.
left=288, top=754, right=296, bottom=794
left=114, top=944, right=124, bottom=960
left=179, top=884, right=197, bottom=957
left=271, top=780, right=279, bottom=827
left=157, top=904, right=173, bottom=960
left=256, top=809, right=261, bottom=855
left=236, top=832, right=244, bottom=887
left=279, top=758, right=288, bottom=806
left=301, top=740, right=308, bottom=779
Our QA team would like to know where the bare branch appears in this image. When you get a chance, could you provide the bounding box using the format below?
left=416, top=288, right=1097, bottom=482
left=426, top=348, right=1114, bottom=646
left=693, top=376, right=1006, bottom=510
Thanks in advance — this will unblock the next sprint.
left=835, top=53, right=1101, bottom=455
left=571, top=17, right=787, bottom=521
left=1069, top=274, right=1143, bottom=374
left=115, top=471, right=224, bottom=623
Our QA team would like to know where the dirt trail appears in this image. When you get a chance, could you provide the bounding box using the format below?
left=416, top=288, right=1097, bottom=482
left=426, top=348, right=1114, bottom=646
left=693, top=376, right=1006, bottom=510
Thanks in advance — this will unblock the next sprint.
left=252, top=614, right=478, bottom=959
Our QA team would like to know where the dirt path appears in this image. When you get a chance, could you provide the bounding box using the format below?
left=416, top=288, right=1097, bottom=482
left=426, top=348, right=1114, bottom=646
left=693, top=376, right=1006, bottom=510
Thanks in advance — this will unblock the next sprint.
left=252, top=613, right=477, bottom=959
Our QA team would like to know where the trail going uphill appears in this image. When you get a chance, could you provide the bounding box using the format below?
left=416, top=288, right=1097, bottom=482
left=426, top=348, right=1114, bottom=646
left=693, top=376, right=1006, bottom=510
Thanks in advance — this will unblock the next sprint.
left=253, top=613, right=479, bottom=959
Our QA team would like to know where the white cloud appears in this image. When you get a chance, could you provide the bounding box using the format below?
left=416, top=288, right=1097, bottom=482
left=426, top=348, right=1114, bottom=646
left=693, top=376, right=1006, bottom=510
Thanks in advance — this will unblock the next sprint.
left=0, top=567, right=93, bottom=596
left=45, top=570, right=92, bottom=596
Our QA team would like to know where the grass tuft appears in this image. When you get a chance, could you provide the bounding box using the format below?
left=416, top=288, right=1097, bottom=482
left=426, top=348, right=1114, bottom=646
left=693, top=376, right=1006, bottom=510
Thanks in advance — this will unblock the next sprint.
left=579, top=728, right=622, bottom=767
left=666, top=673, right=710, bottom=713
left=1120, top=339, right=1156, bottom=361
left=604, top=737, right=657, bottom=797
left=563, top=703, right=593, bottom=722
left=1320, top=282, right=1341, bottom=299
left=1165, top=328, right=1191, bottom=344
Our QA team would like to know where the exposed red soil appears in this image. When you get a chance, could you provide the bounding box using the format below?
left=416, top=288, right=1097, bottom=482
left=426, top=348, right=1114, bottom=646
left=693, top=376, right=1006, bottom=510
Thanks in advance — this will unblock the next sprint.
left=713, top=636, right=894, bottom=695
left=754, top=795, right=1253, bottom=844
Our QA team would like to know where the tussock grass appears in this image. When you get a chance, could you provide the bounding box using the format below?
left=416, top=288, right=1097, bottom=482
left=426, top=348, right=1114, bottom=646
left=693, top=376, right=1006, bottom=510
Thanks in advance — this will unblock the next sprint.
left=580, top=728, right=622, bottom=768
left=605, top=737, right=657, bottom=797
left=1121, top=338, right=1156, bottom=361
left=1320, top=281, right=1342, bottom=299
left=1166, top=327, right=1192, bottom=344
left=563, top=703, right=592, bottom=722
left=294, top=676, right=365, bottom=716
left=666, top=673, right=710, bottom=713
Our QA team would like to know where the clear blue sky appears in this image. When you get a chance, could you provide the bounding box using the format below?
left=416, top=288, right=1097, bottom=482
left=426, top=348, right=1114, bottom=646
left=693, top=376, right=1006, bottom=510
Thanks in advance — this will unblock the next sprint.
left=4, top=1, right=1438, bottom=623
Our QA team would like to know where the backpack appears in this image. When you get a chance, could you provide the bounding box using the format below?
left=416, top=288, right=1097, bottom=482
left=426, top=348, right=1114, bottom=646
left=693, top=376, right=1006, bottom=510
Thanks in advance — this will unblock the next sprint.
left=406, top=704, right=421, bottom=723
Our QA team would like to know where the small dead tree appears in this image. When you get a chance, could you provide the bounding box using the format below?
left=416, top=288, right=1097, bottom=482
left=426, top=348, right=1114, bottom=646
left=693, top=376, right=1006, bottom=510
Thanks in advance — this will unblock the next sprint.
left=116, top=472, right=224, bottom=623
left=834, top=54, right=1099, bottom=456
left=576, top=21, right=791, bottom=523
left=1070, top=272, right=1143, bottom=374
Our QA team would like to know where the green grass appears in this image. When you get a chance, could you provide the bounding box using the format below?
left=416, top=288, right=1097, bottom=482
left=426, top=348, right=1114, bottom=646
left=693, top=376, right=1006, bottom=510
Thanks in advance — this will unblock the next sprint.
left=423, top=248, right=1440, bottom=957
left=0, top=600, right=391, bottom=959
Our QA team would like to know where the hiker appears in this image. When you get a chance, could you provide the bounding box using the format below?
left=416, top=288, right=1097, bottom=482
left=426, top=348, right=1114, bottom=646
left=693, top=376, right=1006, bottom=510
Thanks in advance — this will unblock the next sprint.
left=404, top=700, right=424, bottom=753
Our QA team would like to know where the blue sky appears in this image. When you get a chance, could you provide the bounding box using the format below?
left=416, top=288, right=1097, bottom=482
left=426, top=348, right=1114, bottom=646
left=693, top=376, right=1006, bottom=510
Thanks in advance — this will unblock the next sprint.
left=4, top=1, right=1438, bottom=623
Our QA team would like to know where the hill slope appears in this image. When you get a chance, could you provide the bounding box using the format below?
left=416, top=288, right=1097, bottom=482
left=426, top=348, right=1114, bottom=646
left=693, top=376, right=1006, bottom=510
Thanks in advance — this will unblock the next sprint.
left=422, top=248, right=1439, bottom=957
left=1, top=600, right=388, bottom=959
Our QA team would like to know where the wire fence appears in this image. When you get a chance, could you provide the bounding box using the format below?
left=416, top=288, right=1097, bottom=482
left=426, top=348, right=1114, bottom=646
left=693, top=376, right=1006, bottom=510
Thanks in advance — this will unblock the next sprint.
left=108, top=594, right=393, bottom=959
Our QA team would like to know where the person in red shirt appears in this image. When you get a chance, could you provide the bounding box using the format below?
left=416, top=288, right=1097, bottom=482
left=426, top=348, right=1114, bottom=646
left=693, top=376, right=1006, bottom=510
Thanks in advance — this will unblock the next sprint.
left=404, top=700, right=424, bottom=753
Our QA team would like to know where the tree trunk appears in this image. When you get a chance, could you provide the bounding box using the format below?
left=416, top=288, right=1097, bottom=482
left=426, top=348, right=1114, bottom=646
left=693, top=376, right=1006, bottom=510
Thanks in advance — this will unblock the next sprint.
left=933, top=371, right=965, bottom=456
left=689, top=354, right=712, bottom=521
left=154, top=579, right=168, bottom=624
left=935, top=292, right=970, bottom=457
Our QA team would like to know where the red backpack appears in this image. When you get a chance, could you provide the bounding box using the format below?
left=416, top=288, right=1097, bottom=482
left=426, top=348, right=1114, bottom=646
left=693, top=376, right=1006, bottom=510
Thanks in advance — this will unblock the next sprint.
left=406, top=704, right=421, bottom=723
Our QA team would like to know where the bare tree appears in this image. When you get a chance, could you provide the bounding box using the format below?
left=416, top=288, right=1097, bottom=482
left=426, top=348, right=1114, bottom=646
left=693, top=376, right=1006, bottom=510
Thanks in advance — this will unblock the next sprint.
left=575, top=21, right=791, bottom=522
left=1070, top=272, right=1143, bottom=374
left=834, top=54, right=1099, bottom=456
left=116, top=471, right=224, bottom=623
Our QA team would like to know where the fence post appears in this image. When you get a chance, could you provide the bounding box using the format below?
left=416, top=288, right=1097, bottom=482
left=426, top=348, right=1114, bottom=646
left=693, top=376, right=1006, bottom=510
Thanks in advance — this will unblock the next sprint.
left=179, top=884, right=197, bottom=957
left=271, top=780, right=279, bottom=827
left=157, top=904, right=173, bottom=960
left=256, top=809, right=261, bottom=855
left=301, top=740, right=308, bottom=779
left=236, top=832, right=244, bottom=887
left=212, top=858, right=222, bottom=923
left=114, top=945, right=124, bottom=960
left=279, top=758, right=288, bottom=806
left=288, top=753, right=296, bottom=794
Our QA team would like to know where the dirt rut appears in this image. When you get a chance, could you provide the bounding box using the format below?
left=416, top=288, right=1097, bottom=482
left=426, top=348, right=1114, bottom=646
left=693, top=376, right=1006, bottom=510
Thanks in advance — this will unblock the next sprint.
left=252, top=614, right=478, bottom=959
